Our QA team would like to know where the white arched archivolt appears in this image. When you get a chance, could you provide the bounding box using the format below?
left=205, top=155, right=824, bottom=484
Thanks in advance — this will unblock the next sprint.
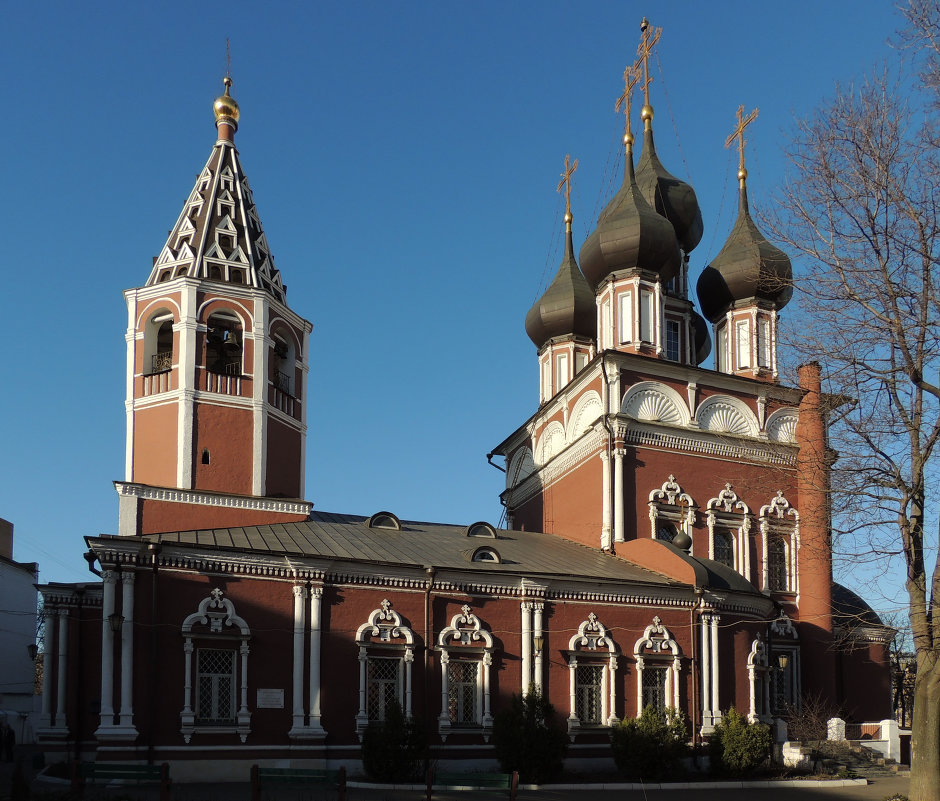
left=633, top=616, right=682, bottom=715
left=566, top=613, right=620, bottom=736
left=747, top=635, right=771, bottom=723
left=759, top=491, right=800, bottom=593
left=567, top=390, right=603, bottom=442
left=535, top=421, right=566, bottom=466
left=648, top=475, right=696, bottom=541
left=180, top=588, right=251, bottom=743
left=696, top=395, right=759, bottom=437
left=506, top=447, right=535, bottom=488
left=765, top=408, right=799, bottom=443
left=621, top=381, right=690, bottom=426
left=437, top=605, right=495, bottom=740
left=354, top=600, right=415, bottom=736
left=706, top=483, right=751, bottom=576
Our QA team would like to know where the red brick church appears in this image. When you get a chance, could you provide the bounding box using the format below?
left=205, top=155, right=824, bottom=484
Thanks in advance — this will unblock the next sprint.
left=37, top=29, right=892, bottom=781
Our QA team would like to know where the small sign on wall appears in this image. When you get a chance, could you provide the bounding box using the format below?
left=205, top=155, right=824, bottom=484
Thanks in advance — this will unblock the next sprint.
left=256, top=689, right=285, bottom=709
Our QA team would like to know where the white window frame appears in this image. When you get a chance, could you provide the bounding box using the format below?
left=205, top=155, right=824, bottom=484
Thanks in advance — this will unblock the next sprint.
left=735, top=319, right=750, bottom=369
left=619, top=291, right=633, bottom=344
left=639, top=288, right=654, bottom=343
left=746, top=636, right=771, bottom=723
left=355, top=600, right=415, bottom=737
left=555, top=352, right=569, bottom=394
left=757, top=317, right=772, bottom=368
left=633, top=616, right=682, bottom=715
left=768, top=613, right=801, bottom=714
left=716, top=322, right=728, bottom=372
left=648, top=475, right=696, bottom=543
left=566, top=613, right=620, bottom=737
left=437, top=605, right=494, bottom=741
left=706, top=483, right=751, bottom=579
left=759, top=491, right=800, bottom=594
left=180, top=588, right=251, bottom=743
left=665, top=318, right=681, bottom=362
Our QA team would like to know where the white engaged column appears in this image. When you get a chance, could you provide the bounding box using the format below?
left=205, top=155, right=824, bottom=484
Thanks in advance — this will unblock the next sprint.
left=533, top=603, right=544, bottom=693
left=119, top=572, right=135, bottom=729
left=710, top=614, right=720, bottom=722
left=291, top=585, right=306, bottom=733
left=613, top=448, right=625, bottom=543
left=520, top=602, right=532, bottom=693
left=308, top=588, right=325, bottom=735
left=97, top=570, right=117, bottom=731
left=56, top=608, right=68, bottom=728
left=700, top=613, right=712, bottom=731
left=600, top=452, right=611, bottom=548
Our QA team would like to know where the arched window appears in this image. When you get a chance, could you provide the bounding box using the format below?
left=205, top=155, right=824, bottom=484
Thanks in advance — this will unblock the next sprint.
left=354, top=600, right=415, bottom=738
left=706, top=484, right=751, bottom=579
left=566, top=613, right=619, bottom=736
left=271, top=332, right=296, bottom=396
left=769, top=613, right=801, bottom=714
left=143, top=310, right=174, bottom=376
left=206, top=312, right=243, bottom=376
left=437, top=605, right=495, bottom=741
left=633, top=617, right=682, bottom=715
left=180, top=589, right=251, bottom=743
left=759, top=492, right=800, bottom=594
left=768, top=539, right=788, bottom=591
left=648, top=475, right=696, bottom=544
left=747, top=636, right=771, bottom=723
left=713, top=531, right=734, bottom=568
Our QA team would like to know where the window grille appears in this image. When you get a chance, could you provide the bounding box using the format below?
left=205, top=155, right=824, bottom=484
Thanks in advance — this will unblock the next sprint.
left=665, top=320, right=680, bottom=361
left=656, top=521, right=677, bottom=543
left=768, top=539, right=788, bottom=591
left=641, top=665, right=667, bottom=711
left=367, top=657, right=400, bottom=721
left=195, top=648, right=236, bottom=725
left=714, top=531, right=734, bottom=568
left=447, top=660, right=478, bottom=725
left=575, top=664, right=604, bottom=724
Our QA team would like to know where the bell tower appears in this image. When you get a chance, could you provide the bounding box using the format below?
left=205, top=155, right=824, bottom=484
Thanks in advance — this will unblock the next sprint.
left=117, top=78, right=313, bottom=536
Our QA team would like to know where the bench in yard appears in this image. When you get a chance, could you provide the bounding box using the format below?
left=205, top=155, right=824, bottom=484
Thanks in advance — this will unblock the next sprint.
left=426, top=769, right=518, bottom=800
left=250, top=765, right=346, bottom=801
left=71, top=761, right=171, bottom=801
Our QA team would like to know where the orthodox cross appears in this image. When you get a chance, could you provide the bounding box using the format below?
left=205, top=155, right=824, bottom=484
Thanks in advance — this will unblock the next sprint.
left=637, top=17, right=662, bottom=107
left=225, top=38, right=232, bottom=79
left=615, top=60, right=642, bottom=136
left=557, top=153, right=578, bottom=220
left=725, top=104, right=759, bottom=174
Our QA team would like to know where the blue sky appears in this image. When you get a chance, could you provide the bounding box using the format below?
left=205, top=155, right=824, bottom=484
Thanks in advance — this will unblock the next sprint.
left=0, top=2, right=904, bottom=593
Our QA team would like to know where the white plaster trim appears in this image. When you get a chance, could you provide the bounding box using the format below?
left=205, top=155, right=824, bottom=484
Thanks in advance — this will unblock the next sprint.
left=114, top=482, right=311, bottom=515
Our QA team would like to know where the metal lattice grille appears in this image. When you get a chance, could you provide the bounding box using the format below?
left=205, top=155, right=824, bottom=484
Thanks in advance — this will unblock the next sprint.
left=714, top=532, right=734, bottom=568
left=196, top=648, right=236, bottom=725
left=367, top=657, right=401, bottom=721
left=768, top=539, right=788, bottom=590
left=641, top=665, right=667, bottom=712
left=575, top=664, right=604, bottom=723
left=447, top=660, right=478, bottom=725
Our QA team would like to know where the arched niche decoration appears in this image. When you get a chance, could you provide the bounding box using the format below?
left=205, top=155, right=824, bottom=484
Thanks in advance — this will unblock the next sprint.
left=567, top=390, right=603, bottom=443
left=437, top=605, right=495, bottom=740
left=648, top=475, right=696, bottom=542
left=566, top=613, right=620, bottom=736
left=765, top=408, right=799, bottom=443
left=759, top=491, right=800, bottom=593
left=354, top=600, right=415, bottom=736
left=621, top=381, right=690, bottom=427
left=705, top=483, right=751, bottom=577
left=747, top=635, right=771, bottom=723
left=535, top=421, right=566, bottom=466
left=633, top=616, right=683, bottom=715
left=180, top=588, right=251, bottom=743
left=506, top=447, right=535, bottom=488
left=696, top=395, right=759, bottom=438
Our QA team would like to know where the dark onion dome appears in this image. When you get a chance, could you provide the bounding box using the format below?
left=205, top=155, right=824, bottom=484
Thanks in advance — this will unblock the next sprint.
left=831, top=582, right=886, bottom=628
left=525, top=216, right=596, bottom=349
left=579, top=134, right=681, bottom=290
left=635, top=121, right=704, bottom=253
left=696, top=176, right=792, bottom=323
left=691, top=309, right=712, bottom=365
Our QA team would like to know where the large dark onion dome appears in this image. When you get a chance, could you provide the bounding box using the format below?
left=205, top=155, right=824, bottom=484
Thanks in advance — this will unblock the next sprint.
left=579, top=133, right=681, bottom=290
left=696, top=173, right=792, bottom=323
left=635, top=111, right=704, bottom=253
left=691, top=309, right=712, bottom=365
left=525, top=214, right=597, bottom=349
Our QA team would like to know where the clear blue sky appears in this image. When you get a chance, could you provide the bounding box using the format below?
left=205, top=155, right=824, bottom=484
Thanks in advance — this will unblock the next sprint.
left=0, top=2, right=903, bottom=593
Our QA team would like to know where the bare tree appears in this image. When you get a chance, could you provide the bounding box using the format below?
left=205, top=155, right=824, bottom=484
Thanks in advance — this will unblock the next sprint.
left=768, top=5, right=940, bottom=798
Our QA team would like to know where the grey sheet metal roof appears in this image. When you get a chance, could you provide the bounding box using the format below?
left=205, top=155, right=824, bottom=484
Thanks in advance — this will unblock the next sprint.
left=144, top=511, right=678, bottom=586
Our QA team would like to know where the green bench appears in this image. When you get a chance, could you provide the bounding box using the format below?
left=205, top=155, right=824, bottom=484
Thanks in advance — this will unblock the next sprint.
left=71, top=761, right=171, bottom=801
left=426, top=769, right=518, bottom=800
left=250, top=764, right=346, bottom=801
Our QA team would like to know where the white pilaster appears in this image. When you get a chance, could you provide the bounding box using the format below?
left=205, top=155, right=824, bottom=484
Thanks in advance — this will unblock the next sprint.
left=177, top=282, right=198, bottom=489
left=119, top=572, right=136, bottom=730
left=521, top=602, right=532, bottom=692
left=710, top=614, right=720, bottom=722
left=308, top=588, right=325, bottom=735
left=600, top=452, right=611, bottom=549
left=533, top=603, right=544, bottom=693
left=55, top=608, right=68, bottom=727
left=700, top=613, right=713, bottom=733
left=97, top=571, right=116, bottom=731
left=613, top=447, right=625, bottom=543
left=290, top=584, right=306, bottom=733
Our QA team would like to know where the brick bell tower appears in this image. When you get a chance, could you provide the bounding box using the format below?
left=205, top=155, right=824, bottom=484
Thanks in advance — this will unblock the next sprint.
left=116, top=78, right=313, bottom=536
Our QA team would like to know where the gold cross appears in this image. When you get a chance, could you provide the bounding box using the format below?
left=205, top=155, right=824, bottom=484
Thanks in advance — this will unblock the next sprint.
left=637, top=17, right=662, bottom=107
left=225, top=38, right=232, bottom=79
left=557, top=154, right=578, bottom=219
left=615, top=60, right=642, bottom=135
left=725, top=104, right=759, bottom=173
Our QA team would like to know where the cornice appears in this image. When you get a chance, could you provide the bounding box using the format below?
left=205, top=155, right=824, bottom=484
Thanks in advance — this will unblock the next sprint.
left=113, top=482, right=312, bottom=516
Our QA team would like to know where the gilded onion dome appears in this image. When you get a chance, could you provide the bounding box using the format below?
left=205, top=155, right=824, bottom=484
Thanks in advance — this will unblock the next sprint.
left=635, top=124, right=704, bottom=253
left=213, top=76, right=240, bottom=130
left=696, top=178, right=792, bottom=323
left=579, top=133, right=681, bottom=290
left=525, top=215, right=596, bottom=349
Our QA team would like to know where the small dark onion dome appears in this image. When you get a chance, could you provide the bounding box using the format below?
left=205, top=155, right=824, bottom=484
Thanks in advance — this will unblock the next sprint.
left=579, top=134, right=681, bottom=290
left=696, top=176, right=792, bottom=323
left=635, top=121, right=704, bottom=254
left=691, top=309, right=712, bottom=365
left=525, top=216, right=597, bottom=349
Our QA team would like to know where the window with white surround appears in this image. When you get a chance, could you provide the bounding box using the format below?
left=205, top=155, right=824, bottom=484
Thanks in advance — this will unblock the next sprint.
left=575, top=351, right=589, bottom=374
left=601, top=299, right=611, bottom=350
left=640, top=289, right=654, bottom=342
left=180, top=588, right=251, bottom=743
left=437, top=605, right=495, bottom=740
left=619, top=292, right=633, bottom=344
left=758, top=318, right=771, bottom=368
left=206, top=311, right=243, bottom=376
left=735, top=320, right=750, bottom=368
left=768, top=613, right=801, bottom=714
left=554, top=352, right=569, bottom=394
left=144, top=310, right=174, bottom=376
left=759, top=491, right=799, bottom=594
left=355, top=600, right=415, bottom=736
left=746, top=636, right=771, bottom=723
left=713, top=531, right=734, bottom=568
left=717, top=323, right=728, bottom=372
left=633, top=617, right=682, bottom=714
left=665, top=319, right=680, bottom=361
left=648, top=475, right=696, bottom=544
left=706, top=484, right=751, bottom=579
left=566, top=613, right=620, bottom=736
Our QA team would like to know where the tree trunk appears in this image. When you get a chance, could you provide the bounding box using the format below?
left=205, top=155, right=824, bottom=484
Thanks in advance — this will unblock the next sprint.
left=909, top=652, right=940, bottom=801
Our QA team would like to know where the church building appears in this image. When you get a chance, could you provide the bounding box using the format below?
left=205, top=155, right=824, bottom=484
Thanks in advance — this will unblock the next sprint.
left=36, top=24, right=892, bottom=781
